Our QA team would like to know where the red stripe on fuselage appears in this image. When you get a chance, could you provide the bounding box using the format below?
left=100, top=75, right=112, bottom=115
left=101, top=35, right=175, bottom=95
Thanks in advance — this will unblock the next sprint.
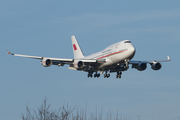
left=97, top=50, right=127, bottom=59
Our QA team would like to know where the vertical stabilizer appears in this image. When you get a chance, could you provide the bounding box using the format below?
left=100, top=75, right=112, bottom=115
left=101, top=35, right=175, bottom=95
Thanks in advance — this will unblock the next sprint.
left=71, top=35, right=84, bottom=59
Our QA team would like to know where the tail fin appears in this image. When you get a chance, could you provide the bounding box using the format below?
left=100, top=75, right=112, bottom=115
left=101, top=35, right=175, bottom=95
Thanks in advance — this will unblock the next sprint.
left=71, top=35, right=84, bottom=59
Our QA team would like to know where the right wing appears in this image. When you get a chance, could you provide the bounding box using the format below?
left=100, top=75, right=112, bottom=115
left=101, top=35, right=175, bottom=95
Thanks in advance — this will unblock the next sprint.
left=7, top=50, right=106, bottom=67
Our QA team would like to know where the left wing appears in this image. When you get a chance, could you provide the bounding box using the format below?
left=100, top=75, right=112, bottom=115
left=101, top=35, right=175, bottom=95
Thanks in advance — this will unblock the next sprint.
left=129, top=56, right=171, bottom=71
left=129, top=56, right=171, bottom=64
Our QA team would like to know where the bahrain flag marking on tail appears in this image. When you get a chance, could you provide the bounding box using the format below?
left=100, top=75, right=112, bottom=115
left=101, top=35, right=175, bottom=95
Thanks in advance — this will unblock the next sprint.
left=73, top=44, right=77, bottom=51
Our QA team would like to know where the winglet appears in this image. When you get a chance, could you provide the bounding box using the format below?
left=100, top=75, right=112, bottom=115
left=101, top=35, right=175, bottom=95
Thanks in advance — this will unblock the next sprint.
left=167, top=56, right=171, bottom=61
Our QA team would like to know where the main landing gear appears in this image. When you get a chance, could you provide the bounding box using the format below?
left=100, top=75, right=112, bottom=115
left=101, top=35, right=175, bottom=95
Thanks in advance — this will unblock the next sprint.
left=87, top=74, right=93, bottom=78
left=87, top=71, right=122, bottom=79
left=87, top=72, right=100, bottom=78
left=116, top=71, right=122, bottom=79
left=94, top=73, right=100, bottom=78
left=104, top=71, right=110, bottom=78
left=87, top=71, right=93, bottom=78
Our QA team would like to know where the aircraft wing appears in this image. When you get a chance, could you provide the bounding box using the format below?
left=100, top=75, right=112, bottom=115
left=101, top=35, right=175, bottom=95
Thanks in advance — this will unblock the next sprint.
left=7, top=50, right=74, bottom=66
left=129, top=56, right=171, bottom=64
left=7, top=50, right=106, bottom=67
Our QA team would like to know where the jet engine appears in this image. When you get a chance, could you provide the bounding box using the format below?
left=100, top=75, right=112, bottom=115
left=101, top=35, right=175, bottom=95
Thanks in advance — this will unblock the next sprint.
left=151, top=62, right=162, bottom=70
left=136, top=63, right=147, bottom=71
left=74, top=61, right=84, bottom=68
left=41, top=58, right=52, bottom=67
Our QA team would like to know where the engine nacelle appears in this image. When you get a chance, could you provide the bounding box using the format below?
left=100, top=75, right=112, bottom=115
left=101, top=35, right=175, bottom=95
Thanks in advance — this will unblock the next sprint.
left=136, top=63, right=147, bottom=71
left=74, top=61, right=84, bottom=68
left=151, top=62, right=162, bottom=70
left=41, top=58, right=52, bottom=67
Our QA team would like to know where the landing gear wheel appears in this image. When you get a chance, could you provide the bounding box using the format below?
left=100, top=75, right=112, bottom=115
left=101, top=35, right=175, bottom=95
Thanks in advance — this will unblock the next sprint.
left=87, top=74, right=93, bottom=78
left=94, top=73, right=100, bottom=78
left=118, top=75, right=121, bottom=78
left=87, top=71, right=93, bottom=78
left=94, top=74, right=97, bottom=78
left=116, top=71, right=122, bottom=79
left=116, top=75, right=118, bottom=78
left=97, top=73, right=100, bottom=78
left=107, top=74, right=110, bottom=78
left=104, top=73, right=110, bottom=78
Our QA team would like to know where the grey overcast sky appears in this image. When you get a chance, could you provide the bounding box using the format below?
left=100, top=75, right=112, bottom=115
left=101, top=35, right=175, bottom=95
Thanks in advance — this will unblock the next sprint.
left=1, top=0, right=180, bottom=120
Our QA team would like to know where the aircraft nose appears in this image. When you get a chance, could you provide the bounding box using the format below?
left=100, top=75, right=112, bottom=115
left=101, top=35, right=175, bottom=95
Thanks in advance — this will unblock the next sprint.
left=132, top=46, right=136, bottom=53
left=129, top=46, right=136, bottom=59
left=129, top=45, right=135, bottom=53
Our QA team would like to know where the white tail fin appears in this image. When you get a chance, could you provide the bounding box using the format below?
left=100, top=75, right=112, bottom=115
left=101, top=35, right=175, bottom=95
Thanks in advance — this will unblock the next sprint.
left=71, top=35, right=84, bottom=59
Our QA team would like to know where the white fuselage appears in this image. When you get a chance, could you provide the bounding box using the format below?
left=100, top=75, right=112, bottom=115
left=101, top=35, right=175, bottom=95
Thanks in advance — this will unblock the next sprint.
left=82, top=40, right=136, bottom=69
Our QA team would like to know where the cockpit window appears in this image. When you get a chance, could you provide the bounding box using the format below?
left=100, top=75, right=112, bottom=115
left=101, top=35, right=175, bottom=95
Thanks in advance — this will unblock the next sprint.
left=124, top=41, right=131, bottom=43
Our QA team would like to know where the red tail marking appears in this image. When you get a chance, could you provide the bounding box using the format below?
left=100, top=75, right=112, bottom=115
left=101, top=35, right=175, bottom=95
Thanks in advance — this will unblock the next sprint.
left=7, top=50, right=11, bottom=54
left=73, top=44, right=77, bottom=51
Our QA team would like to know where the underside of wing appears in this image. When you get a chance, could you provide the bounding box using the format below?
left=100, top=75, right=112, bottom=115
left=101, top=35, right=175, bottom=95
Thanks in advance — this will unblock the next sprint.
left=129, top=56, right=171, bottom=64
left=7, top=50, right=106, bottom=68
left=7, top=50, right=74, bottom=67
left=68, top=59, right=106, bottom=71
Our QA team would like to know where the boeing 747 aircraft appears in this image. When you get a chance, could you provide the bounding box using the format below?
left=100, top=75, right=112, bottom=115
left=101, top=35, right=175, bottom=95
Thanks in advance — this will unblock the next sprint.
left=7, top=35, right=171, bottom=78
